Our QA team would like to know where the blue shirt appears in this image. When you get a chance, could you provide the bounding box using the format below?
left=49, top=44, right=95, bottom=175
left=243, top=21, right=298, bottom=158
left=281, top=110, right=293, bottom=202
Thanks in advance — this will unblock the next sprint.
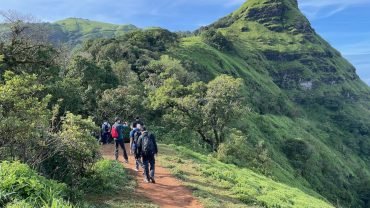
left=130, top=128, right=139, bottom=138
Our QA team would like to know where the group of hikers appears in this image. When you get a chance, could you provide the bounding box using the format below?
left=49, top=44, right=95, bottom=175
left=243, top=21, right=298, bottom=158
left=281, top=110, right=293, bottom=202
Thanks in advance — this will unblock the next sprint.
left=100, top=117, right=158, bottom=183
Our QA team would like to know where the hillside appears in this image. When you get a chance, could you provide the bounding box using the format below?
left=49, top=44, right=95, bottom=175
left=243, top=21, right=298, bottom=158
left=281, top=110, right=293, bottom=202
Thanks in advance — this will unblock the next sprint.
left=158, top=144, right=333, bottom=208
left=169, top=0, right=370, bottom=206
left=1, top=0, right=370, bottom=207
left=0, top=17, right=138, bottom=46
left=51, top=18, right=138, bottom=45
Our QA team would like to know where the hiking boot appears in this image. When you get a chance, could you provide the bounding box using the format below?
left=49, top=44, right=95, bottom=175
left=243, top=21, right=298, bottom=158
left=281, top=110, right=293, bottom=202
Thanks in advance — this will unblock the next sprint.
left=143, top=178, right=150, bottom=183
left=150, top=177, right=156, bottom=184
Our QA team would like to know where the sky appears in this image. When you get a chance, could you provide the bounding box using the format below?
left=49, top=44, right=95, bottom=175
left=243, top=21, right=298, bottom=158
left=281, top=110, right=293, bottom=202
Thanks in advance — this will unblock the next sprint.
left=0, top=0, right=369, bottom=85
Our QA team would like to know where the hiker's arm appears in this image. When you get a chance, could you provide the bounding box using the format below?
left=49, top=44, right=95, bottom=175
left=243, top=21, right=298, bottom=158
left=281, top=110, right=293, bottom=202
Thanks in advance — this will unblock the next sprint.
left=153, top=134, right=158, bottom=155
left=129, top=131, right=133, bottom=154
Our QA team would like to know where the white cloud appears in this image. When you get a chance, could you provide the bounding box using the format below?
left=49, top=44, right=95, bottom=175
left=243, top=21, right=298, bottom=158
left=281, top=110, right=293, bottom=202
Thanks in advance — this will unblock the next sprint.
left=338, top=41, right=370, bottom=56
left=299, top=0, right=370, bottom=19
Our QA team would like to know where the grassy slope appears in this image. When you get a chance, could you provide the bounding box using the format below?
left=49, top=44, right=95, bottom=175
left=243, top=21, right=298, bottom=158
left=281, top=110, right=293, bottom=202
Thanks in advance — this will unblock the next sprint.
left=84, top=161, right=157, bottom=208
left=52, top=18, right=138, bottom=45
left=170, top=0, right=370, bottom=206
left=158, top=144, right=333, bottom=208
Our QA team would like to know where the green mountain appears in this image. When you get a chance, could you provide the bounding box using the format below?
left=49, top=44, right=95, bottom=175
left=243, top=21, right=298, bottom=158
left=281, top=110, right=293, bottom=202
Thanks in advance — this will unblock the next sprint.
left=2, top=0, right=370, bottom=207
left=0, top=18, right=138, bottom=46
left=55, top=0, right=370, bottom=206
left=50, top=18, right=138, bottom=45
left=169, top=0, right=370, bottom=206
left=53, top=0, right=370, bottom=206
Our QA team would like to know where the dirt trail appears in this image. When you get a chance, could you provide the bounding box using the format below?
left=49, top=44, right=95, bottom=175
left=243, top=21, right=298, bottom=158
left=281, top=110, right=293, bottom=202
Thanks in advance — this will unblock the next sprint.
left=101, top=144, right=203, bottom=208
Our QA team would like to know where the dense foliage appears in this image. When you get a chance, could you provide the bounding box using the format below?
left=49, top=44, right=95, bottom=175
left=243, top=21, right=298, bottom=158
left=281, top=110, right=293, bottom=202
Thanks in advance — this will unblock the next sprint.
left=1, top=0, right=370, bottom=207
left=0, top=161, right=71, bottom=208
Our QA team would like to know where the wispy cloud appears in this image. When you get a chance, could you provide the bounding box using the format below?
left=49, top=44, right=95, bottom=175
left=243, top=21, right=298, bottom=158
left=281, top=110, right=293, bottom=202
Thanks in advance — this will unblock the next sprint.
left=338, top=41, right=370, bottom=56
left=299, top=0, right=370, bottom=19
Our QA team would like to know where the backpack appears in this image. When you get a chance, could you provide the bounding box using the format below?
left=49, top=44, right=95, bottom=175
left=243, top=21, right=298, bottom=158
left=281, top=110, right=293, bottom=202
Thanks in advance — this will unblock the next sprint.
left=102, top=123, right=109, bottom=133
left=133, top=130, right=141, bottom=143
left=142, top=133, right=155, bottom=156
left=122, top=125, right=130, bottom=139
left=111, top=126, right=118, bottom=138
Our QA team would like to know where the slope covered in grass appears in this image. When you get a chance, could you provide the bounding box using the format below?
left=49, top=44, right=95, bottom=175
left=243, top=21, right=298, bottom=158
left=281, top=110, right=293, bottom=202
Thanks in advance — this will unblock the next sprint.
left=168, top=0, right=370, bottom=206
left=53, top=18, right=138, bottom=44
left=158, top=144, right=333, bottom=208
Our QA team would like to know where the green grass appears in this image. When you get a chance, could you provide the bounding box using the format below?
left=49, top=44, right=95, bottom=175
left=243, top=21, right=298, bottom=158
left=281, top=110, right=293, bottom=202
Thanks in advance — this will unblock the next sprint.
left=157, top=144, right=334, bottom=208
left=52, top=18, right=138, bottom=45
left=83, top=160, right=157, bottom=208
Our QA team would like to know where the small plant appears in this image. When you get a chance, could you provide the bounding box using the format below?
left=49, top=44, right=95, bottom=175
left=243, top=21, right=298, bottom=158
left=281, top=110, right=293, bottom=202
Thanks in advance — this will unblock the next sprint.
left=0, top=161, right=69, bottom=208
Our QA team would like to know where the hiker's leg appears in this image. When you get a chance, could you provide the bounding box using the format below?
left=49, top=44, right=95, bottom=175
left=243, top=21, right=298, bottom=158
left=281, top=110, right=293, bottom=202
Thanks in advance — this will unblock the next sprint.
left=135, top=155, right=140, bottom=170
left=102, top=133, right=107, bottom=144
left=142, top=156, right=150, bottom=180
left=114, top=140, right=119, bottom=160
left=149, top=155, right=155, bottom=178
left=139, top=157, right=144, bottom=168
left=119, top=140, right=128, bottom=161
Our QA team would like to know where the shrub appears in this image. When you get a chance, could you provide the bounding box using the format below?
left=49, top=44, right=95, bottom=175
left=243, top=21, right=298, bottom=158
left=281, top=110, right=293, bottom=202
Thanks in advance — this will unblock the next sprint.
left=282, top=138, right=313, bottom=171
left=0, top=161, right=69, bottom=208
left=201, top=29, right=232, bottom=51
left=42, top=113, right=100, bottom=188
left=81, top=159, right=132, bottom=194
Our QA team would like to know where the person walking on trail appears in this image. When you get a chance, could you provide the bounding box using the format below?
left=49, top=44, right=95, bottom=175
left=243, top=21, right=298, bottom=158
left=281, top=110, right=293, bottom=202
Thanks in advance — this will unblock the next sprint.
left=101, top=120, right=111, bottom=145
left=133, top=117, right=144, bottom=128
left=122, top=122, right=130, bottom=143
left=112, top=117, right=129, bottom=163
left=130, top=123, right=143, bottom=171
left=136, top=126, right=158, bottom=183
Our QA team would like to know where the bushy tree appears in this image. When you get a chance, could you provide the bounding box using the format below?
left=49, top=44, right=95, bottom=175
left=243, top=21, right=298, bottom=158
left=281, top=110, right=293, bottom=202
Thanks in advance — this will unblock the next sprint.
left=201, top=29, right=232, bottom=51
left=0, top=71, right=51, bottom=166
left=0, top=11, right=61, bottom=79
left=142, top=55, right=197, bottom=89
left=45, top=113, right=100, bottom=186
left=97, top=86, right=144, bottom=123
left=150, top=75, right=245, bottom=151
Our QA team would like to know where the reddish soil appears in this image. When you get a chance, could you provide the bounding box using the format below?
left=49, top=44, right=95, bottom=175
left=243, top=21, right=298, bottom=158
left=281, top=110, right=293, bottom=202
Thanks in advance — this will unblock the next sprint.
left=101, top=144, right=203, bottom=208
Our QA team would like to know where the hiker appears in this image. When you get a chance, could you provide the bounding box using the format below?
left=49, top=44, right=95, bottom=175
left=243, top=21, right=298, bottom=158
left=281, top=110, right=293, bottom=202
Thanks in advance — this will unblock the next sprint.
left=133, top=117, right=144, bottom=128
left=112, top=117, right=129, bottom=163
left=101, top=120, right=111, bottom=145
left=130, top=122, right=143, bottom=171
left=123, top=122, right=131, bottom=143
left=136, top=126, right=158, bottom=183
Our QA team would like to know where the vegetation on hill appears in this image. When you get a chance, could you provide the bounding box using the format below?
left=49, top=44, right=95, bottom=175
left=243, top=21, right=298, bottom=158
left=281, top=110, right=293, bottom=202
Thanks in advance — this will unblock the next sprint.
left=158, top=144, right=333, bottom=208
left=51, top=18, right=138, bottom=45
left=1, top=0, right=370, bottom=207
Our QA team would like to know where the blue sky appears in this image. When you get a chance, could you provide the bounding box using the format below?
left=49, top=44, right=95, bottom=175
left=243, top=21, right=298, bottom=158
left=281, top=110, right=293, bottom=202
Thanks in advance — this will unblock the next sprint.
left=1, top=0, right=369, bottom=85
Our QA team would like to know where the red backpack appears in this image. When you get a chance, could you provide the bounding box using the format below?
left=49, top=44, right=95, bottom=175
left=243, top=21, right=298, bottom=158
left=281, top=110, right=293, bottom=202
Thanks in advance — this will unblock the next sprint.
left=111, top=126, right=118, bottom=138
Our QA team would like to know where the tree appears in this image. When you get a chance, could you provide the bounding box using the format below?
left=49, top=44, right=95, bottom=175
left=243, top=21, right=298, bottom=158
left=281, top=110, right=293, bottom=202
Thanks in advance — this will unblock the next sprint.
left=97, top=86, right=144, bottom=123
left=51, top=113, right=100, bottom=186
left=150, top=75, right=245, bottom=151
left=0, top=11, right=60, bottom=78
left=66, top=55, right=119, bottom=116
left=0, top=71, right=51, bottom=166
left=201, top=29, right=232, bottom=51
left=142, top=55, right=197, bottom=89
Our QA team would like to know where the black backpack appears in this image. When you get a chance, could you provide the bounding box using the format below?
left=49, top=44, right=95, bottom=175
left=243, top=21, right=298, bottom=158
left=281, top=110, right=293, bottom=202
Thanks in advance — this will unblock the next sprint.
left=103, top=123, right=109, bottom=133
left=142, top=134, right=155, bottom=156
left=134, top=130, right=141, bottom=143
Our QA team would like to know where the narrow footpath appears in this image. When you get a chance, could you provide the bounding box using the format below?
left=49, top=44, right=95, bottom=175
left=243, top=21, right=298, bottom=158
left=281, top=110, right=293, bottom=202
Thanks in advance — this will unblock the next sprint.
left=101, top=144, right=203, bottom=208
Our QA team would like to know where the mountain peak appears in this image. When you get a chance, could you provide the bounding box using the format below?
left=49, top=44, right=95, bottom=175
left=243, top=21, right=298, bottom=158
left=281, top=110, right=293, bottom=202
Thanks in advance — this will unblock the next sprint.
left=202, top=0, right=312, bottom=35
left=232, top=0, right=311, bottom=33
